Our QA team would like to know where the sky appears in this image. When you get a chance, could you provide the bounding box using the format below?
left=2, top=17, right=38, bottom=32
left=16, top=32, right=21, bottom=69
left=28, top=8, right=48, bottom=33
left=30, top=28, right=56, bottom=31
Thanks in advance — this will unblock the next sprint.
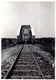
left=1, top=2, right=55, bottom=38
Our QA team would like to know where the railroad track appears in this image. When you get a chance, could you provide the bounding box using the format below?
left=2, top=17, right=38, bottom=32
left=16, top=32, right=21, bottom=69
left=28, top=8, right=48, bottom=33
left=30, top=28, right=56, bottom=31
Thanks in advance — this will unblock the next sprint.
left=1, top=44, right=55, bottom=79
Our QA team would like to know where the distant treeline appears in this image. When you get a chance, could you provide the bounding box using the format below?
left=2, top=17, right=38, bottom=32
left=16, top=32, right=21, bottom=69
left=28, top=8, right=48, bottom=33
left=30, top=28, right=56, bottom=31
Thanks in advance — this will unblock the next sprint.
left=1, top=37, right=55, bottom=50
left=35, top=37, right=55, bottom=57
left=1, top=38, right=17, bottom=49
left=35, top=37, right=55, bottom=45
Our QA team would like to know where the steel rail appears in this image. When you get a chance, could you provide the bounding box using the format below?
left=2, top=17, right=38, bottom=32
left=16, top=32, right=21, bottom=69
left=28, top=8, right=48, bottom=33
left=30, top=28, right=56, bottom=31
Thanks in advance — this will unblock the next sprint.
left=28, top=44, right=45, bottom=79
left=4, top=44, right=24, bottom=79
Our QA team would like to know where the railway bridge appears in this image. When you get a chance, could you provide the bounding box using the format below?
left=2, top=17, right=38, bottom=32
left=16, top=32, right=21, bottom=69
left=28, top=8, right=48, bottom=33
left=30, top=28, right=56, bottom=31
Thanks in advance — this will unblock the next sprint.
left=1, top=25, right=55, bottom=79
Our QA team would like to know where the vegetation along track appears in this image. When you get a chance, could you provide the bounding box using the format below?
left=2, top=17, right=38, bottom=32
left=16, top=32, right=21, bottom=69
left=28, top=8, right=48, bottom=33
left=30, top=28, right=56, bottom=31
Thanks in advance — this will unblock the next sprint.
left=1, top=44, right=55, bottom=79
left=29, top=44, right=55, bottom=79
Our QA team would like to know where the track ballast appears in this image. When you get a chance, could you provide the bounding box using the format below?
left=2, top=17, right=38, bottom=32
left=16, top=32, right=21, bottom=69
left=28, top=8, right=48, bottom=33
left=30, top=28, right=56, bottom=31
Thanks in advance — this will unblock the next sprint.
left=1, top=44, right=55, bottom=79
